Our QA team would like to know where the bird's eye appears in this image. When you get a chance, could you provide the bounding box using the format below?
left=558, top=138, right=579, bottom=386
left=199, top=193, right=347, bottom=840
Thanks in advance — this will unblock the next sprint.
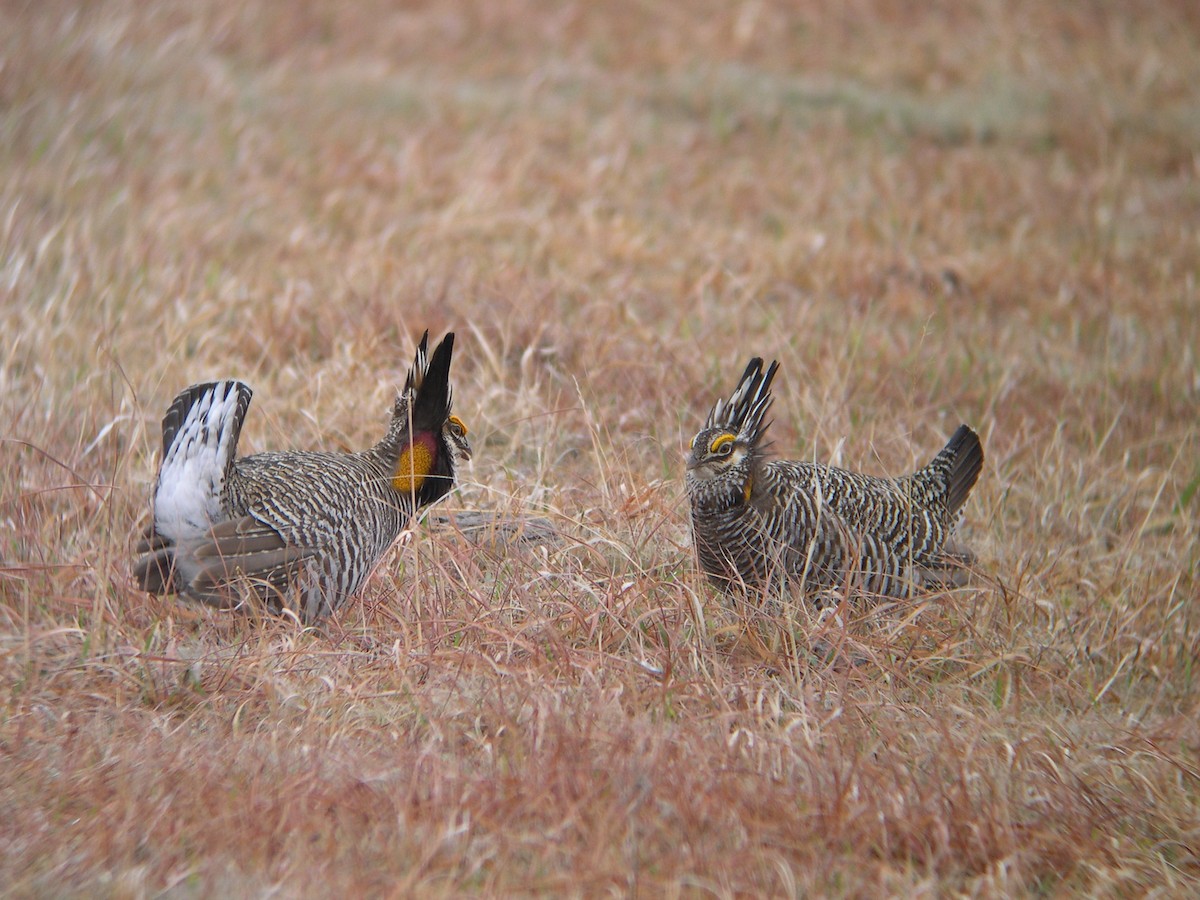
left=709, top=434, right=736, bottom=456
left=447, top=415, right=467, bottom=438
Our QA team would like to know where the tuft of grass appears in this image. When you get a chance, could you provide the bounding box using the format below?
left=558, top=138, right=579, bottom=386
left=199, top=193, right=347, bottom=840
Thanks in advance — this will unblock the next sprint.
left=2, top=0, right=1199, bottom=894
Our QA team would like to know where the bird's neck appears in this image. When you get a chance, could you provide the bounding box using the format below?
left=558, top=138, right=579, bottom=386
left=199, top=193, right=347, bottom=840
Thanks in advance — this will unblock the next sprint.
left=390, top=432, right=438, bottom=495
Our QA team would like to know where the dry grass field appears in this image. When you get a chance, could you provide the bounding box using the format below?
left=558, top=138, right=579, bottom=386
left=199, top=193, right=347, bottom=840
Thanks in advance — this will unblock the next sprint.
left=3, top=0, right=1199, bottom=895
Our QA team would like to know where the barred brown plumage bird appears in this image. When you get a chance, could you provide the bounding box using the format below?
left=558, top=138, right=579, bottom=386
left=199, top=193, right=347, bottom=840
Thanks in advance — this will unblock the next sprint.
left=686, top=357, right=983, bottom=601
left=133, top=331, right=470, bottom=622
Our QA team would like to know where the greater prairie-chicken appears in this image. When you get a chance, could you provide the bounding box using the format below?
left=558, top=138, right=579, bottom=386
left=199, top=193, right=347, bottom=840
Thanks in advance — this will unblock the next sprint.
left=686, top=357, right=983, bottom=601
left=133, top=331, right=471, bottom=622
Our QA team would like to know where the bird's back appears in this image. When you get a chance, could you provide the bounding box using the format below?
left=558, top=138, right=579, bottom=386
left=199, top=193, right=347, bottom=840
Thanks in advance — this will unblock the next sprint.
left=228, top=450, right=409, bottom=565
left=763, top=458, right=948, bottom=566
left=196, top=449, right=412, bottom=616
left=758, top=426, right=983, bottom=595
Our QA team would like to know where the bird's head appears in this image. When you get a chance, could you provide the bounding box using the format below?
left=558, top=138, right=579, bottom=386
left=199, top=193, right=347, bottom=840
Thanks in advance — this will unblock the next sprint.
left=685, top=356, right=779, bottom=505
left=686, top=428, right=753, bottom=479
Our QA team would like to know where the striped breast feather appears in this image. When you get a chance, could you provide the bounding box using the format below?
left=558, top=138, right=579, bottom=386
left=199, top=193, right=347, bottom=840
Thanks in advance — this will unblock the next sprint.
left=152, top=380, right=252, bottom=544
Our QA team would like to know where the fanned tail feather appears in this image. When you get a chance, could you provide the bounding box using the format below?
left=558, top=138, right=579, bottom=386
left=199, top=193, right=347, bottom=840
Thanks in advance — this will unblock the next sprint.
left=151, top=380, right=252, bottom=544
left=135, top=380, right=252, bottom=594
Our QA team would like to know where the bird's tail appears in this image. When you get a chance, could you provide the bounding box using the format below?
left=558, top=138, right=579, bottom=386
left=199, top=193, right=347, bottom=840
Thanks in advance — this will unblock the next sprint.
left=134, top=380, right=252, bottom=593
left=705, top=357, right=780, bottom=446
left=925, top=424, right=984, bottom=516
left=152, top=380, right=252, bottom=543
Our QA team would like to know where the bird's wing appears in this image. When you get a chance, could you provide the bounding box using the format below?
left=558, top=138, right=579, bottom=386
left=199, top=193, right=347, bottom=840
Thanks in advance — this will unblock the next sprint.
left=180, top=514, right=318, bottom=608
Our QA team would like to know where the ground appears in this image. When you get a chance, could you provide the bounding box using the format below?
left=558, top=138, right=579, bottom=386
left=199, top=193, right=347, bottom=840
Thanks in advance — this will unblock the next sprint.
left=2, top=1, right=1199, bottom=895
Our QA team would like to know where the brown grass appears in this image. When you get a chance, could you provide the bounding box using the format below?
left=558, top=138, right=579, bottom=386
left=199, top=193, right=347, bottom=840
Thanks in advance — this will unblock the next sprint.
left=3, top=0, right=1199, bottom=895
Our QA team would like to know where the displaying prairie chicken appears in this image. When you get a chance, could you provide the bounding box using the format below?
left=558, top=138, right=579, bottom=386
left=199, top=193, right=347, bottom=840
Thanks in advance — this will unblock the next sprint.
left=686, top=357, right=983, bottom=601
left=133, top=331, right=471, bottom=622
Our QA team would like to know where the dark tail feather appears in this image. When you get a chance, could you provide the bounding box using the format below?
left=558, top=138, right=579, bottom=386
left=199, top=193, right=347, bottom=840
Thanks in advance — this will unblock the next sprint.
left=410, top=332, right=455, bottom=433
left=936, top=424, right=984, bottom=515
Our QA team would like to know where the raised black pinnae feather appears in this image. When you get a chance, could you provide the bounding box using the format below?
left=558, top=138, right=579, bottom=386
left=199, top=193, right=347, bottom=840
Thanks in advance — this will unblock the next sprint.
left=704, top=356, right=779, bottom=445
left=404, top=330, right=430, bottom=395
left=410, top=332, right=455, bottom=435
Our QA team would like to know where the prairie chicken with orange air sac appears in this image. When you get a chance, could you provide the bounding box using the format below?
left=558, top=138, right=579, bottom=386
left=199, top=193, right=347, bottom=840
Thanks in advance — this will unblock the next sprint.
left=133, top=331, right=470, bottom=622
left=686, top=357, right=983, bottom=601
